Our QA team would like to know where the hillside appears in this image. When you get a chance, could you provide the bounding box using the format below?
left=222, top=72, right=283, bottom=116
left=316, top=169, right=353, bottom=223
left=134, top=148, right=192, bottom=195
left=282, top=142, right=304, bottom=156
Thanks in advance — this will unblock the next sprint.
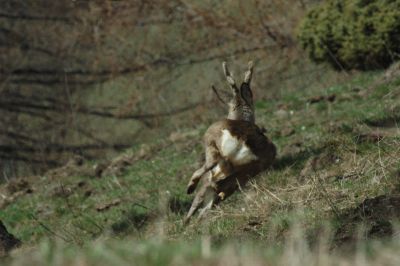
left=1, top=63, right=399, bottom=265
left=1, top=0, right=345, bottom=176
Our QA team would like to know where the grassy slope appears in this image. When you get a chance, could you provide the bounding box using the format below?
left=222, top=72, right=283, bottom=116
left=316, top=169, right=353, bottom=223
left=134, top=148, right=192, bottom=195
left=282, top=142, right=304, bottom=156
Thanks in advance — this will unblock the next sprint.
left=1, top=66, right=400, bottom=265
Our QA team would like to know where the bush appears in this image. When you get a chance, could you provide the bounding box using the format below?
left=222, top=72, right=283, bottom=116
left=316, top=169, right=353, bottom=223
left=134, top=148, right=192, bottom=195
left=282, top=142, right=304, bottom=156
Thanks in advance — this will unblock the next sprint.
left=298, top=0, right=400, bottom=70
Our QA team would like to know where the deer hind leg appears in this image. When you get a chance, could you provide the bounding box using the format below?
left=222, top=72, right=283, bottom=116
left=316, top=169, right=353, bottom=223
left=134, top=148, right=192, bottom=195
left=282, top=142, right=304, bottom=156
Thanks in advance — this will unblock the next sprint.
left=197, top=186, right=217, bottom=220
left=184, top=182, right=217, bottom=224
left=189, top=174, right=234, bottom=224
left=186, top=142, right=221, bottom=194
left=214, top=164, right=258, bottom=203
left=185, top=161, right=235, bottom=222
left=210, top=158, right=233, bottom=183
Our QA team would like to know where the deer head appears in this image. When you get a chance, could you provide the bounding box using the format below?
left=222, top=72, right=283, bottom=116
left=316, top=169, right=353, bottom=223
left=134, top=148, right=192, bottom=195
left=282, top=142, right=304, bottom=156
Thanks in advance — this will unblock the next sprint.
left=216, top=61, right=255, bottom=123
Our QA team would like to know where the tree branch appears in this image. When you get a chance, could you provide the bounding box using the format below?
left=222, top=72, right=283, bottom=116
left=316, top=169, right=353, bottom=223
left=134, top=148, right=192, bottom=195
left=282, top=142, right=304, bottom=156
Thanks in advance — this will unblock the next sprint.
left=0, top=153, right=59, bottom=166
left=0, top=12, right=73, bottom=22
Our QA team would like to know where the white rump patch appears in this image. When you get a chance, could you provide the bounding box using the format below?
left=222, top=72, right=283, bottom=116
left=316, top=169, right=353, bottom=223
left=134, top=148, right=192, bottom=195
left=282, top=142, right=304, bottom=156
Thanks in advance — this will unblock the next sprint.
left=221, top=129, right=257, bottom=165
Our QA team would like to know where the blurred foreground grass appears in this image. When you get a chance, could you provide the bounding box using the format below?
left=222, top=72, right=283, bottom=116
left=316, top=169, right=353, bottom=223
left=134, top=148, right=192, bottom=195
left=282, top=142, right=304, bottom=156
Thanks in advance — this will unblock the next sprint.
left=5, top=236, right=400, bottom=266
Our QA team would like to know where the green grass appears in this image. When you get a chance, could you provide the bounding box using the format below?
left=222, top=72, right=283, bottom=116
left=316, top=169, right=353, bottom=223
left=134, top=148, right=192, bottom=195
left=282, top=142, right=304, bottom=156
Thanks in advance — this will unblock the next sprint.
left=0, top=141, right=203, bottom=244
left=1, top=68, right=400, bottom=264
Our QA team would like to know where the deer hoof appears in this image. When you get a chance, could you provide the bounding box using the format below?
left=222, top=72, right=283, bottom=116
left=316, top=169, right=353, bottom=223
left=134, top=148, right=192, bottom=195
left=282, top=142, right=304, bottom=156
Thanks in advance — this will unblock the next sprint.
left=187, top=183, right=196, bottom=194
left=218, top=192, right=225, bottom=200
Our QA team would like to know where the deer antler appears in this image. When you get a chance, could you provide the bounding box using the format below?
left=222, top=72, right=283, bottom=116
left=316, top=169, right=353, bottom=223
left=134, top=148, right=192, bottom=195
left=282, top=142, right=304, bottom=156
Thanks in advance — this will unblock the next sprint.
left=211, top=85, right=228, bottom=106
left=243, top=61, right=254, bottom=84
left=222, top=61, right=239, bottom=94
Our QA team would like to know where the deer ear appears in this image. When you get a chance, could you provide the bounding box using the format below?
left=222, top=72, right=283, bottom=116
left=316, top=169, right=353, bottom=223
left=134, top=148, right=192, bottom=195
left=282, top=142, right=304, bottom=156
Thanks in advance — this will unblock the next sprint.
left=243, top=61, right=254, bottom=84
left=240, top=83, right=253, bottom=105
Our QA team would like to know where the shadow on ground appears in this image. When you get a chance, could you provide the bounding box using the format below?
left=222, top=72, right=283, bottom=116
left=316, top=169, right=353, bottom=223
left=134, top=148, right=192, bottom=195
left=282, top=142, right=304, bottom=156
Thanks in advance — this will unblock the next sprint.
left=111, top=205, right=152, bottom=235
left=363, top=113, right=400, bottom=128
left=168, top=196, right=192, bottom=215
left=273, top=147, right=325, bottom=171
left=334, top=194, right=400, bottom=249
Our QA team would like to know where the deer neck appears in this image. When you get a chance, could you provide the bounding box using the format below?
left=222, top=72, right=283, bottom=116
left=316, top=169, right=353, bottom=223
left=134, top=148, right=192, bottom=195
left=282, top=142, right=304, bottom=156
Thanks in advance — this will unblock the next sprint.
left=227, top=104, right=255, bottom=123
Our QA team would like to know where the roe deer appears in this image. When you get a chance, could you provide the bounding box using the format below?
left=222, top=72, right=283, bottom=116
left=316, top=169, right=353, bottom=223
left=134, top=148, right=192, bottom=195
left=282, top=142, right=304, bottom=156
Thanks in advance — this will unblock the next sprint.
left=185, top=61, right=276, bottom=223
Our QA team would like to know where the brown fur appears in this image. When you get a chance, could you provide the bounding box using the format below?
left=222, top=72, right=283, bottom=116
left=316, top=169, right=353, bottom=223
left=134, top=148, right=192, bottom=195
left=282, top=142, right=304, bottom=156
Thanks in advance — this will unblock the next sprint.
left=184, top=62, right=276, bottom=223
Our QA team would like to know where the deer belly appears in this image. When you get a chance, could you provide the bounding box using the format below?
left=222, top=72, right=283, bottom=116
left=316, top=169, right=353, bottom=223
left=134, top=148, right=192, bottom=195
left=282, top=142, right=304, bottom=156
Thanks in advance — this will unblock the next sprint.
left=220, top=129, right=258, bottom=165
left=209, top=164, right=224, bottom=182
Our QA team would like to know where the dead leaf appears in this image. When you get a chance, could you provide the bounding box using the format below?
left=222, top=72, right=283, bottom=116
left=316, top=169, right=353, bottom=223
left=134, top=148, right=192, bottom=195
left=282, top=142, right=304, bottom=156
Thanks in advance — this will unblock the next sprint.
left=307, top=94, right=336, bottom=104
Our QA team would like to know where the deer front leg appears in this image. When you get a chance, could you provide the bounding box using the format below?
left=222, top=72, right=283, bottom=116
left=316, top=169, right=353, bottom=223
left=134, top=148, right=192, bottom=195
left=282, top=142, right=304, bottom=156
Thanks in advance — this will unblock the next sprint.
left=187, top=142, right=221, bottom=194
